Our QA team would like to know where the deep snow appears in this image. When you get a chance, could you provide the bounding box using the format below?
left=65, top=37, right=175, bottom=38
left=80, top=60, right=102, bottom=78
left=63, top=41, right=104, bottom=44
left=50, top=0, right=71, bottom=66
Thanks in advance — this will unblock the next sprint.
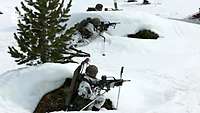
left=1, top=0, right=200, bottom=113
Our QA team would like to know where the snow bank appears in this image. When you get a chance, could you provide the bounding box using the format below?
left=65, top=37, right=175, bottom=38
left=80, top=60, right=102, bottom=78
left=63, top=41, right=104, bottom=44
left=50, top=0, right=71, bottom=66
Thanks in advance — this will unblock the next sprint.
left=0, top=63, right=76, bottom=113
left=71, top=0, right=200, bottom=19
left=68, top=11, right=200, bottom=39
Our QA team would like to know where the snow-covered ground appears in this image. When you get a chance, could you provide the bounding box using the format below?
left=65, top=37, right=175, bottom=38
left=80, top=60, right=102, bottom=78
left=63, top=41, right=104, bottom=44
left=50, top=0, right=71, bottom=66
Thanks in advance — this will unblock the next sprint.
left=71, top=0, right=200, bottom=19
left=1, top=0, right=200, bottom=113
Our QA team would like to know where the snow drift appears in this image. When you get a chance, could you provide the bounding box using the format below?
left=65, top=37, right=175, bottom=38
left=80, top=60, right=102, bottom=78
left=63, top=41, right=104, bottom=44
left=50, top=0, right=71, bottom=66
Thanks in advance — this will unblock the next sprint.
left=0, top=63, right=76, bottom=113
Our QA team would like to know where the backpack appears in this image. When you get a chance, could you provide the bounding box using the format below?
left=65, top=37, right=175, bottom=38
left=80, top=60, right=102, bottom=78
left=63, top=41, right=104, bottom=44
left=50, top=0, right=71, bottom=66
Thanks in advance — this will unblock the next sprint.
left=76, top=18, right=91, bottom=31
left=76, top=18, right=93, bottom=39
left=65, top=61, right=87, bottom=111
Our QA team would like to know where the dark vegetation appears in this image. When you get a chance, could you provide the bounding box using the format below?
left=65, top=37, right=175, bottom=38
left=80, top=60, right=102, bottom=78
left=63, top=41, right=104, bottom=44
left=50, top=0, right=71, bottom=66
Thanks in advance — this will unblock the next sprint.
left=8, top=0, right=89, bottom=65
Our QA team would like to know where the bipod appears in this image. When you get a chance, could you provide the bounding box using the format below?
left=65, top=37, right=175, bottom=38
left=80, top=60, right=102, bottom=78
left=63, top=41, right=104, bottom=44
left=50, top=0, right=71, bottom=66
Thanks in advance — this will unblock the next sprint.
left=99, top=33, right=106, bottom=56
left=80, top=91, right=107, bottom=111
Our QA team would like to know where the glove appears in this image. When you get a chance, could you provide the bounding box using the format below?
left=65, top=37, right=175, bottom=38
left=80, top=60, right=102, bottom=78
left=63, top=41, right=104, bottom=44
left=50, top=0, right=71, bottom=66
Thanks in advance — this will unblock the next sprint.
left=114, top=81, right=123, bottom=86
left=84, top=58, right=90, bottom=63
left=81, top=58, right=90, bottom=65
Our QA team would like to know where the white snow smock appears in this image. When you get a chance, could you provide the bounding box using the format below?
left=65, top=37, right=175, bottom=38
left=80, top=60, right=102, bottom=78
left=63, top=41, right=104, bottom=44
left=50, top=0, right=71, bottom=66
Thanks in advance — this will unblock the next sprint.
left=78, top=75, right=106, bottom=109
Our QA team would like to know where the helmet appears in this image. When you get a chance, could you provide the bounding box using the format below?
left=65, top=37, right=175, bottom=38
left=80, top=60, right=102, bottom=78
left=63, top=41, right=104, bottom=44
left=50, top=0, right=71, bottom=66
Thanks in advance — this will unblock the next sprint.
left=95, top=4, right=103, bottom=11
left=91, top=18, right=101, bottom=27
left=86, top=65, right=98, bottom=78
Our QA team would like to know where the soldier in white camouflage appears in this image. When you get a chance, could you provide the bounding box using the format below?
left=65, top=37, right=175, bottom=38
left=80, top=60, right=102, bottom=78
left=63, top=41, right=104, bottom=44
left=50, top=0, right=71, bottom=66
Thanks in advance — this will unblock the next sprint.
left=77, top=65, right=106, bottom=111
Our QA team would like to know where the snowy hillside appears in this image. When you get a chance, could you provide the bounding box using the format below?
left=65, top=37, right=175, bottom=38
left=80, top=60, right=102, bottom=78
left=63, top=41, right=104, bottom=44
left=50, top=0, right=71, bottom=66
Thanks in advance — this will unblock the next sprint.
left=1, top=0, right=200, bottom=113
left=0, top=64, right=75, bottom=113
left=70, top=0, right=200, bottom=19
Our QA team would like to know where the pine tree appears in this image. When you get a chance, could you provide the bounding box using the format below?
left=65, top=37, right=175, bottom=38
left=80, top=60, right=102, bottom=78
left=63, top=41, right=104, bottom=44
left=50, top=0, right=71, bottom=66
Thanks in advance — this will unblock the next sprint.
left=8, top=0, right=89, bottom=65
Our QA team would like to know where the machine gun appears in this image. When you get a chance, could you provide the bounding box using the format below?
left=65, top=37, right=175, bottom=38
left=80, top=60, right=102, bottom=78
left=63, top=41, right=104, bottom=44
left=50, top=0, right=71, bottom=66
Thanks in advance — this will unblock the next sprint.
left=99, top=21, right=120, bottom=32
left=97, top=75, right=130, bottom=92
left=80, top=66, right=130, bottom=111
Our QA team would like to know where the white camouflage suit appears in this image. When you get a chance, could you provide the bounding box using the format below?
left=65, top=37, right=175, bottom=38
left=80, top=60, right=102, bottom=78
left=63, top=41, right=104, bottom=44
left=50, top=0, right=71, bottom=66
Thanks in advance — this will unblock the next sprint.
left=78, top=75, right=106, bottom=109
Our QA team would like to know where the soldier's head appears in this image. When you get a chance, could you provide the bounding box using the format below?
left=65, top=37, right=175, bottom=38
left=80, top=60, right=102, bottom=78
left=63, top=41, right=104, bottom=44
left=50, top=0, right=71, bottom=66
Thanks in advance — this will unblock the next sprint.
left=95, top=4, right=103, bottom=11
left=86, top=65, right=98, bottom=78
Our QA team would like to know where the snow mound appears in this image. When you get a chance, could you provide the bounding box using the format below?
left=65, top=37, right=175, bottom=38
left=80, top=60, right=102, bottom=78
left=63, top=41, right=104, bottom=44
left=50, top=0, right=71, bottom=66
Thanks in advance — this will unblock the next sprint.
left=0, top=63, right=76, bottom=113
left=68, top=11, right=200, bottom=39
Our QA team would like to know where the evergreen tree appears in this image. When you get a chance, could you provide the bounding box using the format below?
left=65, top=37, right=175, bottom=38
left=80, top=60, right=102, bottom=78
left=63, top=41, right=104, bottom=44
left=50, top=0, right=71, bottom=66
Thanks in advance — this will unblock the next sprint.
left=8, top=0, right=89, bottom=65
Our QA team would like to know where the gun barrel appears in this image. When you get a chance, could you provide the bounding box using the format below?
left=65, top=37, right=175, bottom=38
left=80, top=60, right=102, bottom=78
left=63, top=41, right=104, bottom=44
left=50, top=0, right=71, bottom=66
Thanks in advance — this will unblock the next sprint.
left=115, top=22, right=120, bottom=24
left=109, top=22, right=120, bottom=25
left=123, top=80, right=131, bottom=82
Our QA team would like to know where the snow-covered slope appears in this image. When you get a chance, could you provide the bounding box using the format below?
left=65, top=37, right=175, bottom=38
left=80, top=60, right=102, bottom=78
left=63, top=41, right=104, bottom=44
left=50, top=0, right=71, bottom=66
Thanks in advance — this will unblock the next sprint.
left=71, top=0, right=200, bottom=19
left=0, top=63, right=76, bottom=113
left=72, top=12, right=200, bottom=113
left=1, top=0, right=200, bottom=113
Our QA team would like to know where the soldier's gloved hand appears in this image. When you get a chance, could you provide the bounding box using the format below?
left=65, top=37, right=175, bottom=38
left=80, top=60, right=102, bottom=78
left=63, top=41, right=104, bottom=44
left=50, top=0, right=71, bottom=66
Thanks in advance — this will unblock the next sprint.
left=114, top=81, right=123, bottom=86
left=81, top=58, right=90, bottom=64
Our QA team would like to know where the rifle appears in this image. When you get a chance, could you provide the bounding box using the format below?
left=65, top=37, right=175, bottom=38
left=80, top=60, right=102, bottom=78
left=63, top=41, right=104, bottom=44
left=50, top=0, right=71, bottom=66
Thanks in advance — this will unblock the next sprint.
left=80, top=75, right=130, bottom=111
left=96, top=75, right=130, bottom=92
left=99, top=21, right=120, bottom=32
